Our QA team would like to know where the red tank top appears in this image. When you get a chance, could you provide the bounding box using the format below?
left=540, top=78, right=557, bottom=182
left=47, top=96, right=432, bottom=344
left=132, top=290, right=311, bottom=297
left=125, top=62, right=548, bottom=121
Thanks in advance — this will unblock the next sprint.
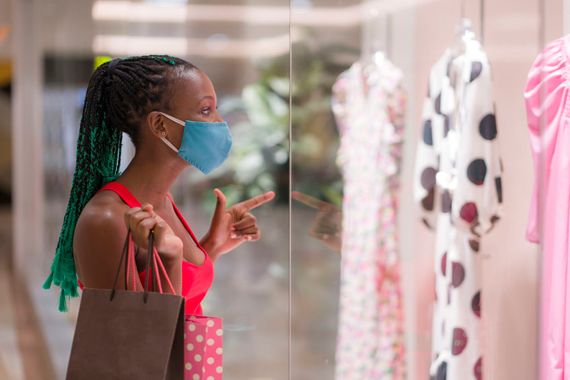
left=76, top=181, right=214, bottom=316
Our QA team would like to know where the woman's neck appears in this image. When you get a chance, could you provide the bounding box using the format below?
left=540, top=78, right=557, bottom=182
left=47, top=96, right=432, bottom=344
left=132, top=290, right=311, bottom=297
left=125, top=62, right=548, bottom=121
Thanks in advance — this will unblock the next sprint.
left=115, top=149, right=187, bottom=211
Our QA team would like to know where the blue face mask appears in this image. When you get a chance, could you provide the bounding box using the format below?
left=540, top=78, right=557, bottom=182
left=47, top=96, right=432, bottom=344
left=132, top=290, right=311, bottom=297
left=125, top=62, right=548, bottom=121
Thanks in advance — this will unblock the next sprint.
left=158, top=111, right=232, bottom=174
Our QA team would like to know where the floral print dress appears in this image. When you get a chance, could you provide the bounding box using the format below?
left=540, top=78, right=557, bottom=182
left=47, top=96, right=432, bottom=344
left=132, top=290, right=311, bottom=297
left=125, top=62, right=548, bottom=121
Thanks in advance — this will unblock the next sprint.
left=331, top=52, right=407, bottom=380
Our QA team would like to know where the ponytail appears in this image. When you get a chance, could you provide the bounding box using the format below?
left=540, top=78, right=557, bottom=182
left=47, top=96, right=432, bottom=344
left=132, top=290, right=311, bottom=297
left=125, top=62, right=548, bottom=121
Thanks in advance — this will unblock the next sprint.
left=42, top=58, right=123, bottom=311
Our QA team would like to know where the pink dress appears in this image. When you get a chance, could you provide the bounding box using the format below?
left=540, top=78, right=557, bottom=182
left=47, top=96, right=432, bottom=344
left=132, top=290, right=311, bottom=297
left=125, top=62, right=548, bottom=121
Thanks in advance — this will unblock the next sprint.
left=524, top=34, right=570, bottom=379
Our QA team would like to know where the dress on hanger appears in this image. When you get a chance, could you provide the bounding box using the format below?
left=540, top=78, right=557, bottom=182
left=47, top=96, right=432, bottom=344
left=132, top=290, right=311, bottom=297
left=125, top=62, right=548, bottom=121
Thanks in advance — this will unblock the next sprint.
left=524, top=34, right=570, bottom=380
left=414, top=36, right=503, bottom=380
left=331, top=52, right=407, bottom=379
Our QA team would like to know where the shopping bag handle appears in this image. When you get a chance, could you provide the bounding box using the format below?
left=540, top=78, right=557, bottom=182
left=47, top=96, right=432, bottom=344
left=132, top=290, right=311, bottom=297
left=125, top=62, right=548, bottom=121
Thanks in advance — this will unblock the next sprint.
left=110, top=229, right=177, bottom=302
left=142, top=231, right=154, bottom=302
left=110, top=228, right=135, bottom=300
left=143, top=230, right=177, bottom=301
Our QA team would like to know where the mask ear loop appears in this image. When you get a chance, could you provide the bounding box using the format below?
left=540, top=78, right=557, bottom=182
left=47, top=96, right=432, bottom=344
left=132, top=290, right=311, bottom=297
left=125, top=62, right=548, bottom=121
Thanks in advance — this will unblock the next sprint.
left=157, top=111, right=184, bottom=153
left=158, top=111, right=185, bottom=126
left=160, top=135, right=180, bottom=153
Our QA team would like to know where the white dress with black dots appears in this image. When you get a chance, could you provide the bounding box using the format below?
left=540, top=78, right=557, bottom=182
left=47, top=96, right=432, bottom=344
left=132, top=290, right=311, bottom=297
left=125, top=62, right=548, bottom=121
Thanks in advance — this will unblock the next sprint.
left=414, top=37, right=504, bottom=380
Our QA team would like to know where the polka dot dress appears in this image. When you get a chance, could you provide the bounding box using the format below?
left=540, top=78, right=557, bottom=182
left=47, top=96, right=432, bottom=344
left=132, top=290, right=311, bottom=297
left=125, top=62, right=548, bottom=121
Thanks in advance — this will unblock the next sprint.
left=414, top=37, right=503, bottom=380
left=184, top=316, right=223, bottom=379
left=331, top=52, right=407, bottom=379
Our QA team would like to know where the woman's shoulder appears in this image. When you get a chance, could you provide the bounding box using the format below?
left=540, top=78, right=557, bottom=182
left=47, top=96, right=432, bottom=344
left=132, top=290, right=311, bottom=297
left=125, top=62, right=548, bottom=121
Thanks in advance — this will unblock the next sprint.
left=80, top=191, right=128, bottom=226
left=74, top=191, right=129, bottom=248
left=73, top=190, right=132, bottom=287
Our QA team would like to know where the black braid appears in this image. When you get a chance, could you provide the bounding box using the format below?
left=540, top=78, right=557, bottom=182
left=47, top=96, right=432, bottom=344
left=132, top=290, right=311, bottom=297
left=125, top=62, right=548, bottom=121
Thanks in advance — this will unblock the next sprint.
left=103, top=55, right=197, bottom=145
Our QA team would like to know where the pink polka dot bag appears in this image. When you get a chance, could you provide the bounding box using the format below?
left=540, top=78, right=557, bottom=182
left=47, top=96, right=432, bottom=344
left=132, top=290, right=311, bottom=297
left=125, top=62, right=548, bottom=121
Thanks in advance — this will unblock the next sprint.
left=184, top=315, right=224, bottom=379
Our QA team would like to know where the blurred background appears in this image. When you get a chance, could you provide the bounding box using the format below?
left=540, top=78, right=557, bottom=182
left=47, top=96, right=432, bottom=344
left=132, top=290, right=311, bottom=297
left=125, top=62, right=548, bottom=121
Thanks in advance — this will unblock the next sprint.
left=0, top=0, right=566, bottom=379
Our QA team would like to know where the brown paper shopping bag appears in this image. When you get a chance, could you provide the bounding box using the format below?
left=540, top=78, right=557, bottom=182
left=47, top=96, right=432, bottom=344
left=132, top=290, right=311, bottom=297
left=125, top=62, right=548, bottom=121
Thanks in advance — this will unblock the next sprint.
left=66, top=229, right=184, bottom=380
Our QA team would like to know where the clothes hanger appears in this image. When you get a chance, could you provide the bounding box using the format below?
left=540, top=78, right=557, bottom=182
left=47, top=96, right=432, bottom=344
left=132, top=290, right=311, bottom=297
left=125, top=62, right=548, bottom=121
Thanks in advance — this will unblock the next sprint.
left=450, top=0, right=485, bottom=58
left=359, top=12, right=390, bottom=75
left=450, top=17, right=476, bottom=58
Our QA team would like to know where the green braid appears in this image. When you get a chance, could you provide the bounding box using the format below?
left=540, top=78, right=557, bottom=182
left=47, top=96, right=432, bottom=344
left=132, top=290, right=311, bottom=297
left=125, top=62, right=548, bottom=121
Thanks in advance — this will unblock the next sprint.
left=42, top=54, right=197, bottom=312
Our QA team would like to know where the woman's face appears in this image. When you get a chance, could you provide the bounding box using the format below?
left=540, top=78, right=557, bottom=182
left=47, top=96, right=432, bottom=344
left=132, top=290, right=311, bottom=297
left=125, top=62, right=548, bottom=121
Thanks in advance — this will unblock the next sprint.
left=152, top=68, right=224, bottom=153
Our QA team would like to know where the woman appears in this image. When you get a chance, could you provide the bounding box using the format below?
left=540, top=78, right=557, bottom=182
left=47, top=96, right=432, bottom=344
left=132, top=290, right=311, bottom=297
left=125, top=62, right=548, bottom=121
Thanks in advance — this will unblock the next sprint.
left=42, top=55, right=275, bottom=315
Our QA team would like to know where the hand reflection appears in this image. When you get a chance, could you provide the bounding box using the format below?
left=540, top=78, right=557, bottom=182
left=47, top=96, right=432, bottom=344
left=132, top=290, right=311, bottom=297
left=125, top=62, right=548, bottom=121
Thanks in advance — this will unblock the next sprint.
left=291, top=191, right=342, bottom=253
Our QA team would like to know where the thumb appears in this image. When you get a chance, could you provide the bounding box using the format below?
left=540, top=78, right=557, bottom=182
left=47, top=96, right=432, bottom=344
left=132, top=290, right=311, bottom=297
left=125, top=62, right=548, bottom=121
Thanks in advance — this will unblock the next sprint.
left=212, top=188, right=227, bottom=222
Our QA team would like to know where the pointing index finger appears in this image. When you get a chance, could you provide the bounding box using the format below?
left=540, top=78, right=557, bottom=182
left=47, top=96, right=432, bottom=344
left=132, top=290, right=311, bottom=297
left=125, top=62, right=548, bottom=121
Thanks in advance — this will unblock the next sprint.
left=239, top=191, right=276, bottom=211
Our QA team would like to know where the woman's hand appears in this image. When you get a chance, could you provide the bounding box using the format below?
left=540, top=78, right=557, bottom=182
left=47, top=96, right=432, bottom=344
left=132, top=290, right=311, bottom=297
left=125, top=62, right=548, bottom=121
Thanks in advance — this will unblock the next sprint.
left=123, top=203, right=183, bottom=295
left=124, top=203, right=183, bottom=264
left=202, top=188, right=275, bottom=259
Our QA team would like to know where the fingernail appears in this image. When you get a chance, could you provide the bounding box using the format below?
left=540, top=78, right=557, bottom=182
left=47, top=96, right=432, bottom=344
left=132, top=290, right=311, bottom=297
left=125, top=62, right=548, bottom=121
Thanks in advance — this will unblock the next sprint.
left=230, top=233, right=237, bottom=239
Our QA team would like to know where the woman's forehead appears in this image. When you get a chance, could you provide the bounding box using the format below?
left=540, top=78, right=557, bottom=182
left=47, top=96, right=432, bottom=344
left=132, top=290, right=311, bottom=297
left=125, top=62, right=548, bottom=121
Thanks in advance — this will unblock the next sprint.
left=170, top=70, right=216, bottom=110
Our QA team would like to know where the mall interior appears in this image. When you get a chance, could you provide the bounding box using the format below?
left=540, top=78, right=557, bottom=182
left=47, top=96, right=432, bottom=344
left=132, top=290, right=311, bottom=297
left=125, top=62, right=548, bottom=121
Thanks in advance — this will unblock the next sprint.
left=0, top=0, right=567, bottom=379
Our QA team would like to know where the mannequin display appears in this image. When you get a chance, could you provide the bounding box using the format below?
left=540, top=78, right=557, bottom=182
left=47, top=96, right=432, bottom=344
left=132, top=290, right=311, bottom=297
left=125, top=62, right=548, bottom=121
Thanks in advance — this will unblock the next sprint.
left=524, top=34, right=570, bottom=380
left=331, top=50, right=406, bottom=379
left=414, top=20, right=503, bottom=380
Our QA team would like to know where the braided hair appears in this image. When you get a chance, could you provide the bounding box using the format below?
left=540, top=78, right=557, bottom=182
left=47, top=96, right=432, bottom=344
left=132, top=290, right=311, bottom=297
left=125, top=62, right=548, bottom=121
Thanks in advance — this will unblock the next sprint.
left=42, top=54, right=198, bottom=312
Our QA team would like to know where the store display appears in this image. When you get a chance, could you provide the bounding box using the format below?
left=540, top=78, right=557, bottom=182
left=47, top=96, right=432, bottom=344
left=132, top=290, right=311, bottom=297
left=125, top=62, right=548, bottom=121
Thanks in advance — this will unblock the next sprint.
left=331, top=51, right=407, bottom=379
left=414, top=20, right=503, bottom=379
left=524, top=34, right=570, bottom=380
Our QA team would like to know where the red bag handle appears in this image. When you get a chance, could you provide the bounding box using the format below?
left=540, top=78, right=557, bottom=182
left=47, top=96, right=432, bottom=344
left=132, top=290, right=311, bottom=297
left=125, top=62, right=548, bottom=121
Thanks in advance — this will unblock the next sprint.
left=110, top=229, right=177, bottom=301
left=152, top=247, right=176, bottom=294
left=143, top=231, right=176, bottom=298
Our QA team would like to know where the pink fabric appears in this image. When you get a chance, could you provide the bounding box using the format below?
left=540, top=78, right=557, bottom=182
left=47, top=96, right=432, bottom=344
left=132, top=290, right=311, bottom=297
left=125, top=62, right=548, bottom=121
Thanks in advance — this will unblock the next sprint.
left=524, top=34, right=570, bottom=379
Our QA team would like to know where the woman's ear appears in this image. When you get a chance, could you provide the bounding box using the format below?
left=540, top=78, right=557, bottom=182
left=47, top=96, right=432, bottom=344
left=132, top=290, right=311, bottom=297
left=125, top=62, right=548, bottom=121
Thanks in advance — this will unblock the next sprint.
left=146, top=111, right=167, bottom=139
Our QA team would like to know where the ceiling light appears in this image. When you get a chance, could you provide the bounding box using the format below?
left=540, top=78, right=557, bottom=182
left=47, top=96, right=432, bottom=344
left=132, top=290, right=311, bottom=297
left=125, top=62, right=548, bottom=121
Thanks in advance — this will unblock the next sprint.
left=92, top=33, right=295, bottom=58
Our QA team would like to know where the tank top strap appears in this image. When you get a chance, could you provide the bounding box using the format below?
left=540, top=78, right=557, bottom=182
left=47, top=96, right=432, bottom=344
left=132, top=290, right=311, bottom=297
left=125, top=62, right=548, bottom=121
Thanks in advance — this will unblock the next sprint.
left=99, top=181, right=209, bottom=262
left=166, top=193, right=210, bottom=262
left=97, top=181, right=142, bottom=208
